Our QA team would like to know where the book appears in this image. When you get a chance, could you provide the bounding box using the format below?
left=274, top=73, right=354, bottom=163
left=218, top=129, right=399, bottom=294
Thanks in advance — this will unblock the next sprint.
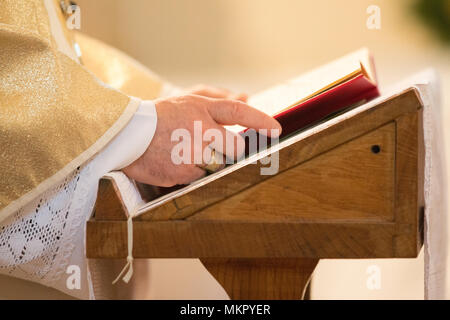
left=228, top=47, right=379, bottom=138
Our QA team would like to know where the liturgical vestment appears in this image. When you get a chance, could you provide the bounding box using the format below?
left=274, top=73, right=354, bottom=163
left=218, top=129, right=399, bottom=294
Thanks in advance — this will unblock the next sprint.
left=0, top=0, right=207, bottom=299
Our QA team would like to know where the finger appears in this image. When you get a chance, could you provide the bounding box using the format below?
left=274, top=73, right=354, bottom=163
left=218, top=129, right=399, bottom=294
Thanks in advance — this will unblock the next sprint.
left=190, top=85, right=248, bottom=102
left=232, top=93, right=248, bottom=102
left=203, top=124, right=246, bottom=161
left=206, top=99, right=282, bottom=137
left=174, top=165, right=207, bottom=185
left=190, top=86, right=232, bottom=99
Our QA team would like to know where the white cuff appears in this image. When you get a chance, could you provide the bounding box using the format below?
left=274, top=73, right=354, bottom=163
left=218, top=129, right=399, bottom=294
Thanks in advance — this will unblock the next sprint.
left=95, top=99, right=158, bottom=172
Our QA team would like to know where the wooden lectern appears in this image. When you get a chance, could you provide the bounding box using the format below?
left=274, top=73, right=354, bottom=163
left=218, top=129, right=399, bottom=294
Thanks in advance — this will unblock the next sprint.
left=86, top=88, right=424, bottom=299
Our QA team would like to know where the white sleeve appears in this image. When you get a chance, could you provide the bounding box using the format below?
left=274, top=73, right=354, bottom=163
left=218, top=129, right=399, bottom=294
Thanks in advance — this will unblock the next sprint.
left=0, top=99, right=157, bottom=299
left=97, top=99, right=157, bottom=170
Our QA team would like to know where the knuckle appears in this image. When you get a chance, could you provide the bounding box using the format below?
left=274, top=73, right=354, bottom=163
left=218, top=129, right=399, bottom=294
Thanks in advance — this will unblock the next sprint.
left=180, top=94, right=198, bottom=103
left=170, top=167, right=190, bottom=184
left=164, top=172, right=178, bottom=186
left=230, top=101, right=241, bottom=119
left=161, top=180, right=176, bottom=188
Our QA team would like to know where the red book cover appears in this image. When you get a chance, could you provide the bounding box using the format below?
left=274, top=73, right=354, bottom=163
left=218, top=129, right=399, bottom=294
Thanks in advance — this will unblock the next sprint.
left=274, top=73, right=379, bottom=138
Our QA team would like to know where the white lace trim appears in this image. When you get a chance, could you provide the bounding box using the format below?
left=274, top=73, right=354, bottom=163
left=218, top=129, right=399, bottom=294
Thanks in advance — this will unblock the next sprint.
left=0, top=167, right=82, bottom=284
left=0, top=160, right=99, bottom=299
left=50, top=162, right=96, bottom=285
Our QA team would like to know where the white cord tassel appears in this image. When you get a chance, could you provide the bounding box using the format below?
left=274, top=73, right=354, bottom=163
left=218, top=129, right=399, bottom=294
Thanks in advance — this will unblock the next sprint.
left=112, top=215, right=134, bottom=284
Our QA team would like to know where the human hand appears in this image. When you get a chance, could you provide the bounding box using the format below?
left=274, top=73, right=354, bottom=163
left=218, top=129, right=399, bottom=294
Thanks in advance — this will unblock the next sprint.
left=122, top=94, right=281, bottom=187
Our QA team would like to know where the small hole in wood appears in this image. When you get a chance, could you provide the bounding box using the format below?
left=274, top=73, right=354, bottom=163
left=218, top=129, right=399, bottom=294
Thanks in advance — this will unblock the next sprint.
left=371, top=145, right=381, bottom=154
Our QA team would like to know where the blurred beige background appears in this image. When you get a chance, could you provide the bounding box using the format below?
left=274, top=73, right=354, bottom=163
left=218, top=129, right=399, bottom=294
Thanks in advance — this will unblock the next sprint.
left=76, top=0, right=450, bottom=300
left=2, top=0, right=448, bottom=300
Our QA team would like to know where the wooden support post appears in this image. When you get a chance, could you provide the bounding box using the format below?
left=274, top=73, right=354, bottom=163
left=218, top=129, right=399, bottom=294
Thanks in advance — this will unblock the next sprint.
left=201, top=258, right=318, bottom=300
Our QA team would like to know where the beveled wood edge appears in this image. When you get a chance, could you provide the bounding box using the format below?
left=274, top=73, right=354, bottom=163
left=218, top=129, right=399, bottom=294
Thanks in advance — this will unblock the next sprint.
left=93, top=176, right=129, bottom=220
left=392, top=106, right=425, bottom=257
